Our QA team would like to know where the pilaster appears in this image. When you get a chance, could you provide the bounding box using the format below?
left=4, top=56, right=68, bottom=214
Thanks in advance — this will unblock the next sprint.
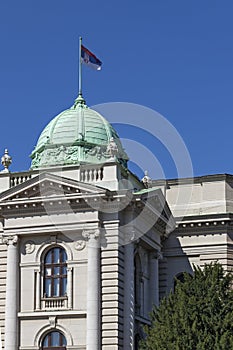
left=4, top=235, right=19, bottom=350
left=101, top=220, right=124, bottom=350
left=149, top=252, right=159, bottom=308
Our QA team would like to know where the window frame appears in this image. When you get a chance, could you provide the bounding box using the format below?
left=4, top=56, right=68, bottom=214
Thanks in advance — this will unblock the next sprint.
left=42, top=330, right=67, bottom=349
left=43, top=246, right=68, bottom=298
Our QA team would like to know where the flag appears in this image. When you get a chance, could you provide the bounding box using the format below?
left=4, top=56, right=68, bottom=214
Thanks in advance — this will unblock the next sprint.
left=81, top=44, right=102, bottom=70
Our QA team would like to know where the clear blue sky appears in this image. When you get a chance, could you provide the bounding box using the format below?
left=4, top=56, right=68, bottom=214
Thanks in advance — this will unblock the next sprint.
left=0, top=0, right=233, bottom=179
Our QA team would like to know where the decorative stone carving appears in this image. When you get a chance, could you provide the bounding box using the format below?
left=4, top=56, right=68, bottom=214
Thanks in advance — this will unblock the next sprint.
left=74, top=239, right=86, bottom=251
left=107, top=137, right=118, bottom=159
left=82, top=229, right=100, bottom=248
left=141, top=170, right=152, bottom=188
left=122, top=229, right=135, bottom=244
left=31, top=152, right=41, bottom=168
left=85, top=145, right=111, bottom=162
left=50, top=235, right=57, bottom=244
left=1, top=149, right=12, bottom=173
left=3, top=235, right=18, bottom=246
left=49, top=316, right=56, bottom=328
left=24, top=240, right=35, bottom=254
left=66, top=147, right=78, bottom=162
left=86, top=146, right=102, bottom=159
left=82, top=229, right=100, bottom=241
left=32, top=145, right=80, bottom=168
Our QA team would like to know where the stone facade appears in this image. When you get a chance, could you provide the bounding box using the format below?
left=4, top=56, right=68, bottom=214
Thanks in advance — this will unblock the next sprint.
left=0, top=162, right=174, bottom=349
left=154, top=174, right=233, bottom=297
left=1, top=158, right=233, bottom=349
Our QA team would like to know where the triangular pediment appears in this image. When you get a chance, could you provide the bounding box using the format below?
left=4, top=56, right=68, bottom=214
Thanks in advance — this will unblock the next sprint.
left=0, top=172, right=107, bottom=202
left=133, top=187, right=176, bottom=233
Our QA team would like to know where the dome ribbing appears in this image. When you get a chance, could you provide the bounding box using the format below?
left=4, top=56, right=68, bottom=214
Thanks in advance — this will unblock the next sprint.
left=30, top=98, right=128, bottom=169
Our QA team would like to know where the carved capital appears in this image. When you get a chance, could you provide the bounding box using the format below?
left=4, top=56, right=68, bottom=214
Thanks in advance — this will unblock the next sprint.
left=3, top=235, right=18, bottom=246
left=82, top=229, right=100, bottom=241
left=153, top=251, right=163, bottom=260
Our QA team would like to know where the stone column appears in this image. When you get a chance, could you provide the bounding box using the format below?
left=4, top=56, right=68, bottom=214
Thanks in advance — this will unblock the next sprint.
left=82, top=229, right=100, bottom=350
left=149, top=252, right=159, bottom=308
left=4, top=235, right=19, bottom=350
left=123, top=241, right=135, bottom=350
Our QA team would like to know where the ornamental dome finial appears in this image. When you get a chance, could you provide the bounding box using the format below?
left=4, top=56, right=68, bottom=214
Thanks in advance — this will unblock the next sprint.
left=74, top=93, right=87, bottom=108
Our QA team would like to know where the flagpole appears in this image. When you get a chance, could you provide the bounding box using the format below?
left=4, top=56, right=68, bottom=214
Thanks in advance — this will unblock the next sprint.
left=0, top=326, right=2, bottom=350
left=79, top=36, right=82, bottom=96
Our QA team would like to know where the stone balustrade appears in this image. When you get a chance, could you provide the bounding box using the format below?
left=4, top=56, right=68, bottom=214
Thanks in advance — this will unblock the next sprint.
left=80, top=167, right=104, bottom=182
left=10, top=173, right=32, bottom=187
left=41, top=297, right=68, bottom=310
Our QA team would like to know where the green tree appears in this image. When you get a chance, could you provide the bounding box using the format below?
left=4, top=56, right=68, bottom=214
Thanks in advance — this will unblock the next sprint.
left=140, top=263, right=233, bottom=350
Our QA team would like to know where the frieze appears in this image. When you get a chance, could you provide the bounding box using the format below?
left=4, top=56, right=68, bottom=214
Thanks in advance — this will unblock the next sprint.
left=32, top=144, right=111, bottom=168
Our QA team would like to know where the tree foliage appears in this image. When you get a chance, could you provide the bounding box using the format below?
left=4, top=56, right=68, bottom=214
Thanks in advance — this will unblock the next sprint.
left=140, top=263, right=233, bottom=350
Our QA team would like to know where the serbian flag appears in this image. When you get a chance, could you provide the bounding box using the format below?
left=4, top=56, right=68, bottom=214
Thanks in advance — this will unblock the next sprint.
left=81, top=44, right=102, bottom=70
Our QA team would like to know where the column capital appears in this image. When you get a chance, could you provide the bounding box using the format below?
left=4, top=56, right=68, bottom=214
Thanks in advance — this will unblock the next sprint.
left=82, top=229, right=100, bottom=241
left=150, top=251, right=163, bottom=260
left=3, top=235, right=18, bottom=246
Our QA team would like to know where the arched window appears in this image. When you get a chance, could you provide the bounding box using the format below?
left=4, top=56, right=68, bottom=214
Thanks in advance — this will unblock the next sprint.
left=42, top=331, right=67, bottom=350
left=44, top=247, right=67, bottom=298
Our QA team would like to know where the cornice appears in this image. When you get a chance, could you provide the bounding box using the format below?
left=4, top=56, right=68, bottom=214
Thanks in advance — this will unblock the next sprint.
left=176, top=213, right=233, bottom=231
left=18, top=310, right=86, bottom=318
left=153, top=173, right=233, bottom=186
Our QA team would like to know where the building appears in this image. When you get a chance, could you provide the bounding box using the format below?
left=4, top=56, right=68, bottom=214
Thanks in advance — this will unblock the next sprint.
left=0, top=92, right=232, bottom=350
left=154, top=174, right=233, bottom=297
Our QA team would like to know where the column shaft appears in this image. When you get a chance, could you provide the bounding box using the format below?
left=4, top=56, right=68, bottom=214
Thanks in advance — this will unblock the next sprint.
left=84, top=231, right=100, bottom=350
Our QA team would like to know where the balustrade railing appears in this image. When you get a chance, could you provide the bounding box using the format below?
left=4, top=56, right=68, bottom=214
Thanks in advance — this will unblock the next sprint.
left=41, top=297, right=68, bottom=309
left=80, top=167, right=103, bottom=182
left=10, top=173, right=32, bottom=187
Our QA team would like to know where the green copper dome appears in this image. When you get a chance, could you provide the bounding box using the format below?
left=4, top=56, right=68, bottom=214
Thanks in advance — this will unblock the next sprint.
left=30, top=96, right=128, bottom=169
